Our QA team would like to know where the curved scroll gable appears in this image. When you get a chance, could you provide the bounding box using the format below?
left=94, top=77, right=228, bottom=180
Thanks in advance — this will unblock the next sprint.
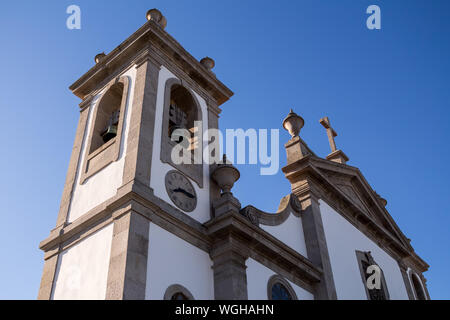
left=239, top=194, right=302, bottom=227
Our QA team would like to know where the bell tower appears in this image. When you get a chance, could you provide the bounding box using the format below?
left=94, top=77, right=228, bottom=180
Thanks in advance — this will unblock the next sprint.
left=38, top=9, right=232, bottom=300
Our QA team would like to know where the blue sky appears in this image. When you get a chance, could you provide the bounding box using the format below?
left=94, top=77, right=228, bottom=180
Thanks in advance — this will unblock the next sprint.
left=0, top=1, right=449, bottom=299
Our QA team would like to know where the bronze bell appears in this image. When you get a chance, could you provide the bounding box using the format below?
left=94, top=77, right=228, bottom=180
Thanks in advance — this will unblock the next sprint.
left=101, top=111, right=120, bottom=143
left=101, top=124, right=117, bottom=143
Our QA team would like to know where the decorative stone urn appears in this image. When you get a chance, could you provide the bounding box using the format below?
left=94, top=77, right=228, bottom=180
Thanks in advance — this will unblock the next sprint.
left=211, top=155, right=240, bottom=195
left=146, top=8, right=167, bottom=29
left=282, top=109, right=304, bottom=138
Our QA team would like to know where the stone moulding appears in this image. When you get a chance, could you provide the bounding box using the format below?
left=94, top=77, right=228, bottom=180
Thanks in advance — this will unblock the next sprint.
left=69, top=19, right=233, bottom=106
left=205, top=210, right=322, bottom=290
left=40, top=180, right=321, bottom=297
left=282, top=154, right=429, bottom=273
left=240, top=193, right=303, bottom=227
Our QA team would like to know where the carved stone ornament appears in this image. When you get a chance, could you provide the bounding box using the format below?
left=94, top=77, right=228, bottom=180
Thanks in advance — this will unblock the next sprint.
left=239, top=194, right=303, bottom=227
left=240, top=206, right=260, bottom=226
left=211, top=155, right=240, bottom=194
left=282, top=109, right=304, bottom=138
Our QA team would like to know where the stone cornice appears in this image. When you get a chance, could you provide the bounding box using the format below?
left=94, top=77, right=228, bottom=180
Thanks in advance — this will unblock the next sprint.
left=282, top=155, right=429, bottom=273
left=205, top=210, right=322, bottom=287
left=39, top=179, right=322, bottom=289
left=69, top=20, right=233, bottom=106
left=39, top=181, right=210, bottom=257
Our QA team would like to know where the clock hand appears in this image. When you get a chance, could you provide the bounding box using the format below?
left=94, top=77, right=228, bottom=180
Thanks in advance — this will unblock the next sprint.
left=172, top=188, right=195, bottom=199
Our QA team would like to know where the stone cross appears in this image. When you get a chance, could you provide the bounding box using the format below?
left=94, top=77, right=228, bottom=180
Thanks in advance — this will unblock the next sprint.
left=319, top=117, right=338, bottom=153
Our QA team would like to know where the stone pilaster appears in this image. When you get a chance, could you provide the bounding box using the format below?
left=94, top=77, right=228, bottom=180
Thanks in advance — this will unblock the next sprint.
left=121, top=53, right=161, bottom=189
left=420, top=274, right=431, bottom=300
left=207, top=103, right=221, bottom=218
left=209, top=193, right=248, bottom=300
left=55, top=103, right=91, bottom=228
left=398, top=262, right=415, bottom=300
left=38, top=98, right=91, bottom=300
left=105, top=210, right=150, bottom=300
left=37, top=250, right=59, bottom=300
left=299, top=193, right=337, bottom=300
left=285, top=136, right=310, bottom=165
left=210, top=237, right=248, bottom=300
left=212, top=193, right=241, bottom=218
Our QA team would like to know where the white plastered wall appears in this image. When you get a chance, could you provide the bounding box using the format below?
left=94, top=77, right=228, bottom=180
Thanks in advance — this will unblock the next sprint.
left=319, top=199, right=409, bottom=300
left=260, top=211, right=308, bottom=258
left=145, top=223, right=214, bottom=300
left=51, top=223, right=113, bottom=300
left=246, top=258, right=314, bottom=300
left=66, top=67, right=137, bottom=223
left=149, top=66, right=211, bottom=223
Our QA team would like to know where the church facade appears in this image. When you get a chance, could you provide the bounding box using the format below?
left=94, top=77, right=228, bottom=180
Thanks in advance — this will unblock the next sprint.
left=38, top=9, right=430, bottom=300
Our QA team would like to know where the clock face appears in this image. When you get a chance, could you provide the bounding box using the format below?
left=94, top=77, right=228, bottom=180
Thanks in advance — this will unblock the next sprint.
left=165, top=170, right=197, bottom=212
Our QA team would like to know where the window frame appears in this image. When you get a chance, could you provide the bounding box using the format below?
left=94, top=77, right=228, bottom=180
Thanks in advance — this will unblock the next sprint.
left=267, top=274, right=298, bottom=300
left=164, top=284, right=195, bottom=300
left=408, top=270, right=427, bottom=300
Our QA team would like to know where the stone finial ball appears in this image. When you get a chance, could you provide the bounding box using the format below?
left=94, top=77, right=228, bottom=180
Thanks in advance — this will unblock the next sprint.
left=146, top=8, right=167, bottom=29
left=94, top=52, right=106, bottom=64
left=200, top=57, right=215, bottom=71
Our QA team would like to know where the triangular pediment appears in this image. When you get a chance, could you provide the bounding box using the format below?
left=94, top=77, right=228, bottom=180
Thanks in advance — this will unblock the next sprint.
left=310, top=158, right=412, bottom=250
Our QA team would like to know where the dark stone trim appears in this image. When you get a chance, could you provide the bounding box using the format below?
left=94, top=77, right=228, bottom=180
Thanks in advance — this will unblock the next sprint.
left=267, top=274, right=298, bottom=300
left=164, top=284, right=195, bottom=300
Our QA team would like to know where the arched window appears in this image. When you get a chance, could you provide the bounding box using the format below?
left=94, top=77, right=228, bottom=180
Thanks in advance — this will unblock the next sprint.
left=164, top=284, right=195, bottom=300
left=411, top=273, right=426, bottom=300
left=161, top=78, right=203, bottom=188
left=168, top=84, right=198, bottom=147
left=267, top=275, right=298, bottom=300
left=170, top=292, right=189, bottom=300
left=81, top=76, right=129, bottom=183
left=89, top=82, right=124, bottom=152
